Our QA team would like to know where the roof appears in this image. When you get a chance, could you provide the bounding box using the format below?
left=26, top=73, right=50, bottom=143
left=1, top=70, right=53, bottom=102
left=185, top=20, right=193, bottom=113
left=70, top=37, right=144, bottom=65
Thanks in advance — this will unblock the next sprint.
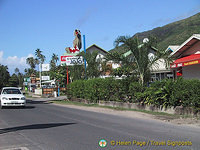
left=2, top=87, right=19, bottom=89
left=122, top=44, right=158, bottom=57
left=86, top=44, right=108, bottom=54
left=166, top=45, right=180, bottom=52
left=170, top=34, right=200, bottom=57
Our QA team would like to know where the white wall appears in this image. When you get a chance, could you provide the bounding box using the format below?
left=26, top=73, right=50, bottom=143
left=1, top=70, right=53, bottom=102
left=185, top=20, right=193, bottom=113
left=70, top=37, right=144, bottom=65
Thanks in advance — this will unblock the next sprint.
left=182, top=64, right=200, bottom=79
left=151, top=58, right=169, bottom=72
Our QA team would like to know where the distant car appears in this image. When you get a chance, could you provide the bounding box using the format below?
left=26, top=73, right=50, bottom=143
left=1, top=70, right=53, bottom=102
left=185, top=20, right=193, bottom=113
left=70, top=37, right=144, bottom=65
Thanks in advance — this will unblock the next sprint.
left=0, top=87, right=26, bottom=108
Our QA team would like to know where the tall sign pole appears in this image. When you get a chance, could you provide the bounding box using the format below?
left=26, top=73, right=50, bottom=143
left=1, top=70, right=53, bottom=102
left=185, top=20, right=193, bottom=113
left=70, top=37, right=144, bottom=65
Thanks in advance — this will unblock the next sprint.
left=39, top=63, right=42, bottom=88
left=67, top=66, right=69, bottom=85
left=83, top=35, right=87, bottom=79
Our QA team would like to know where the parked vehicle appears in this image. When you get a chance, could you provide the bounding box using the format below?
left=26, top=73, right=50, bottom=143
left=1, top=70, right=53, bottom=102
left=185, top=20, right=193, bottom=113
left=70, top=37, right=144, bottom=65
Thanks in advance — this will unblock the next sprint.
left=0, top=87, right=26, bottom=108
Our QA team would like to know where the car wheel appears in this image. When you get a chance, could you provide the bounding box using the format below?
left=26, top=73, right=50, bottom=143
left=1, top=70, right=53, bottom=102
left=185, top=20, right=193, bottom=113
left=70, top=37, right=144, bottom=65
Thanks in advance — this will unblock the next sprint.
left=1, top=106, right=4, bottom=109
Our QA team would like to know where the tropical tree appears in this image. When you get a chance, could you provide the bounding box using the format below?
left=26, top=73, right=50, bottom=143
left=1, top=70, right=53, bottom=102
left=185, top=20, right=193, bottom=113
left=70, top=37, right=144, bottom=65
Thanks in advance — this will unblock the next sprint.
left=68, top=64, right=84, bottom=81
left=26, top=57, right=36, bottom=69
left=8, top=74, right=19, bottom=87
left=53, top=66, right=67, bottom=87
left=50, top=53, right=59, bottom=71
left=0, top=64, right=10, bottom=88
left=82, top=51, right=100, bottom=78
left=14, top=68, right=19, bottom=74
left=14, top=67, right=24, bottom=87
left=35, top=48, right=46, bottom=64
left=108, top=36, right=170, bottom=86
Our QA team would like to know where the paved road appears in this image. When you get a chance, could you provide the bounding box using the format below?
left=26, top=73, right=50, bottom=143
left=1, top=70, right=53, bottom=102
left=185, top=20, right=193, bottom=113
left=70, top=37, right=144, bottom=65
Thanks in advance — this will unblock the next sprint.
left=0, top=99, right=199, bottom=150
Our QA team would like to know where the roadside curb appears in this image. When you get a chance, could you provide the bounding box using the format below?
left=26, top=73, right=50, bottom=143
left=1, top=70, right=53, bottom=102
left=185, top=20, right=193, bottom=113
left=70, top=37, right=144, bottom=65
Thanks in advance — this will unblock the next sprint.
left=27, top=96, right=68, bottom=101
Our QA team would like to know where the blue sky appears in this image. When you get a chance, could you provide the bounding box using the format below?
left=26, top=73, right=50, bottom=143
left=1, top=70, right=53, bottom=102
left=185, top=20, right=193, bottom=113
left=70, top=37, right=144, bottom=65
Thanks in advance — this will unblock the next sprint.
left=0, top=0, right=200, bottom=74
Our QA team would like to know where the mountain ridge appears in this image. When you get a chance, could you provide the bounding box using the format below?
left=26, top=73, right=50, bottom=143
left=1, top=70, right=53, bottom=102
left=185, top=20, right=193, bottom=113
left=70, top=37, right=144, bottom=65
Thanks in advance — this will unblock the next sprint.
left=110, top=12, right=200, bottom=53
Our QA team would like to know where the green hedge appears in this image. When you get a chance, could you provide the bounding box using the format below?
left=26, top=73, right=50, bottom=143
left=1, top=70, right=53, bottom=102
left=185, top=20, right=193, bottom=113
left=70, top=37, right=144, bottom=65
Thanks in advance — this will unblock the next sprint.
left=67, top=78, right=131, bottom=103
left=67, top=78, right=200, bottom=113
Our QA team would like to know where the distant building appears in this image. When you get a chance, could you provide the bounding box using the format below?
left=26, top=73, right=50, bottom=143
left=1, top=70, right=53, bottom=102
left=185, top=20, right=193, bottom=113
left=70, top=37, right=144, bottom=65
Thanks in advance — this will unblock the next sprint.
left=85, top=44, right=120, bottom=77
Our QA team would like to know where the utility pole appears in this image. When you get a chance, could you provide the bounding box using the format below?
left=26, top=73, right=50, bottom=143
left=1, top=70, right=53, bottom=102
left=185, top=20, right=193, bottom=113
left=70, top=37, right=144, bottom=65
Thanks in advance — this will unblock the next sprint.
left=39, top=63, right=42, bottom=88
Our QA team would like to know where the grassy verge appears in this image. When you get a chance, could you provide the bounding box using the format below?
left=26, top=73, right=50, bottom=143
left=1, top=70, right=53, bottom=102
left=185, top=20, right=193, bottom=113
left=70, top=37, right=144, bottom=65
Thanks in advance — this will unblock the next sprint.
left=51, top=100, right=180, bottom=119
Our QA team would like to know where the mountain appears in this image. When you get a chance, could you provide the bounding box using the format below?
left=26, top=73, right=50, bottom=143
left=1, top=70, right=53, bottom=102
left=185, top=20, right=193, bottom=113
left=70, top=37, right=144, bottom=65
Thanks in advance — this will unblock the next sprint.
left=110, top=12, right=200, bottom=53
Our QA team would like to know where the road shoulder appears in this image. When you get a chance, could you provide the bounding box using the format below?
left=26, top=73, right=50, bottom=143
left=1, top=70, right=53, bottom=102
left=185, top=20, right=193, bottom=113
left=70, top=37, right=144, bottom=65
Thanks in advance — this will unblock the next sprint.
left=50, top=101, right=200, bottom=128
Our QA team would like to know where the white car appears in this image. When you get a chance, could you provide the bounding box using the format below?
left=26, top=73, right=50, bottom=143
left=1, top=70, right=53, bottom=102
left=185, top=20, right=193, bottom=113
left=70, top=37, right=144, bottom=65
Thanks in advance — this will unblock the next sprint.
left=0, top=87, right=26, bottom=108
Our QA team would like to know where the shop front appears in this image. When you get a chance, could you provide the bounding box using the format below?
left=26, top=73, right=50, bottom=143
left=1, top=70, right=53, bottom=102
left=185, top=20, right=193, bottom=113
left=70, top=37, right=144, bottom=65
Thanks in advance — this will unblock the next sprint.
left=170, top=34, right=200, bottom=79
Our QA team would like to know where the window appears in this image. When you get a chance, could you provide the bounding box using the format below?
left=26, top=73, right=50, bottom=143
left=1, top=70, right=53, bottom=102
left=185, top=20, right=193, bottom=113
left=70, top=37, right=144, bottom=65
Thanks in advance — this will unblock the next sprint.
left=2, top=89, right=21, bottom=94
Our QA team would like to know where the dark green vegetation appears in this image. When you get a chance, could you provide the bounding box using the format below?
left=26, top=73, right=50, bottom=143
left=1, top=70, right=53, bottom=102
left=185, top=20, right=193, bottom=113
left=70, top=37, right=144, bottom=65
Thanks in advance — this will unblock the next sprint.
left=68, top=78, right=200, bottom=114
left=110, top=12, right=200, bottom=53
left=0, top=65, right=23, bottom=89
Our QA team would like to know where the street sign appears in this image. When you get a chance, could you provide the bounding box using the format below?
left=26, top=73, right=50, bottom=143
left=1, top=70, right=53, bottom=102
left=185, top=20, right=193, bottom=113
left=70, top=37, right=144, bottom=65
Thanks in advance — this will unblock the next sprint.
left=41, top=76, right=50, bottom=81
left=24, top=77, right=30, bottom=82
left=42, top=64, right=50, bottom=71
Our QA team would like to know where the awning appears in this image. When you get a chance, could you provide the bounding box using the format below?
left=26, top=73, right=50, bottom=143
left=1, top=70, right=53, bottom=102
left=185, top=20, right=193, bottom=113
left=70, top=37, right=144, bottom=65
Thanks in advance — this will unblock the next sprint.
left=171, top=54, right=200, bottom=68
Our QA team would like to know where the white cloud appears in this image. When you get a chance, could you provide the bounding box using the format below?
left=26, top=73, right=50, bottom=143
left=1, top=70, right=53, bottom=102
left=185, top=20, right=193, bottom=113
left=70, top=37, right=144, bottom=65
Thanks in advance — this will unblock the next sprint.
left=0, top=51, right=3, bottom=62
left=0, top=50, right=34, bottom=74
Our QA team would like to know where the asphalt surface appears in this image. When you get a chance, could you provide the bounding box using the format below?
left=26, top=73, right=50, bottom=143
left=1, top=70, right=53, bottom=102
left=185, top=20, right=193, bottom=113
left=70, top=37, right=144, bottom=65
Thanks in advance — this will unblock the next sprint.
left=0, top=99, right=199, bottom=150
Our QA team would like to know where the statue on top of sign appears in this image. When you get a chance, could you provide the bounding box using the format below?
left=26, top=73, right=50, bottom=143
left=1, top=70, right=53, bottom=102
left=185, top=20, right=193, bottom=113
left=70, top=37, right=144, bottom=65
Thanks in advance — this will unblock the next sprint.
left=65, top=29, right=82, bottom=54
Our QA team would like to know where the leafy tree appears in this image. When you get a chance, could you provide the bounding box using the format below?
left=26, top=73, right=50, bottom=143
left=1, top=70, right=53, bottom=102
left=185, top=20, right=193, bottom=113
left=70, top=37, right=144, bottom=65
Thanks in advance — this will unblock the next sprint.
left=68, top=64, right=84, bottom=81
left=24, top=68, right=36, bottom=77
left=17, top=72, right=24, bottom=87
left=82, top=51, right=100, bottom=78
left=8, top=74, right=19, bottom=87
left=14, top=68, right=24, bottom=87
left=14, top=68, right=19, bottom=74
left=0, top=64, right=10, bottom=89
left=99, top=61, right=112, bottom=77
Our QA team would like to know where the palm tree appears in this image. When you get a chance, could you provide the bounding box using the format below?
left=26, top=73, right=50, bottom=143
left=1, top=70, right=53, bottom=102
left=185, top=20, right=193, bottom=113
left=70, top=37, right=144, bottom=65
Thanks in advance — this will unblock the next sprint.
left=26, top=57, right=36, bottom=69
left=82, top=51, right=100, bottom=78
left=52, top=53, right=59, bottom=64
left=35, top=49, right=46, bottom=64
left=14, top=68, right=19, bottom=74
left=50, top=53, right=59, bottom=71
left=109, top=36, right=170, bottom=86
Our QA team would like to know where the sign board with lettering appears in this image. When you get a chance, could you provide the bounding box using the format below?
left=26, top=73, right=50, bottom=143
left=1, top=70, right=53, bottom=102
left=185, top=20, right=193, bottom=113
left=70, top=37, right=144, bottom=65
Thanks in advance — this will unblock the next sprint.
left=171, top=60, right=200, bottom=68
left=41, top=76, right=50, bottom=81
left=42, top=64, right=50, bottom=71
left=61, top=55, right=83, bottom=66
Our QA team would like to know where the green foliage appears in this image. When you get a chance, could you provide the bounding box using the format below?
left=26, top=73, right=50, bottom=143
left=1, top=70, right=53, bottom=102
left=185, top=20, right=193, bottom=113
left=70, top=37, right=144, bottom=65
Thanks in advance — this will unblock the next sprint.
left=109, top=36, right=170, bottom=86
left=68, top=65, right=84, bottom=81
left=68, top=78, right=200, bottom=113
left=0, top=64, right=10, bottom=89
left=51, top=66, right=67, bottom=87
left=8, top=74, right=19, bottom=87
left=128, top=82, right=145, bottom=103
left=68, top=78, right=131, bottom=103
left=26, top=57, right=37, bottom=69
left=82, top=51, right=100, bottom=78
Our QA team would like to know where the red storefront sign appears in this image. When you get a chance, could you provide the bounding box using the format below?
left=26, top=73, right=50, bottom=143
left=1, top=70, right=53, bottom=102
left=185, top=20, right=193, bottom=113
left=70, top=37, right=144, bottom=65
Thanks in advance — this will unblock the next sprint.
left=171, top=54, right=200, bottom=68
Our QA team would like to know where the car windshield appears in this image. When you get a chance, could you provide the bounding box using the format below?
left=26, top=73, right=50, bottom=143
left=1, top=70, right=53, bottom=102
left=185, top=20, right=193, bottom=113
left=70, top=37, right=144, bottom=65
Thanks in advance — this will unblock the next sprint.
left=2, top=89, right=21, bottom=94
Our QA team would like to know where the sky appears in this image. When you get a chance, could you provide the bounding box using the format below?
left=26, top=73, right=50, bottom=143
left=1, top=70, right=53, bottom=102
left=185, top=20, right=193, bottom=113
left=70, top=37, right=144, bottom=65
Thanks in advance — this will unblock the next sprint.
left=0, top=0, right=200, bottom=74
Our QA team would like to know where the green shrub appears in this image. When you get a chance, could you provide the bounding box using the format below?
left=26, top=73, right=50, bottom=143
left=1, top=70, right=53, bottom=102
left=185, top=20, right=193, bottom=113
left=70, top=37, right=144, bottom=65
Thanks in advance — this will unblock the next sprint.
left=67, top=77, right=200, bottom=113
